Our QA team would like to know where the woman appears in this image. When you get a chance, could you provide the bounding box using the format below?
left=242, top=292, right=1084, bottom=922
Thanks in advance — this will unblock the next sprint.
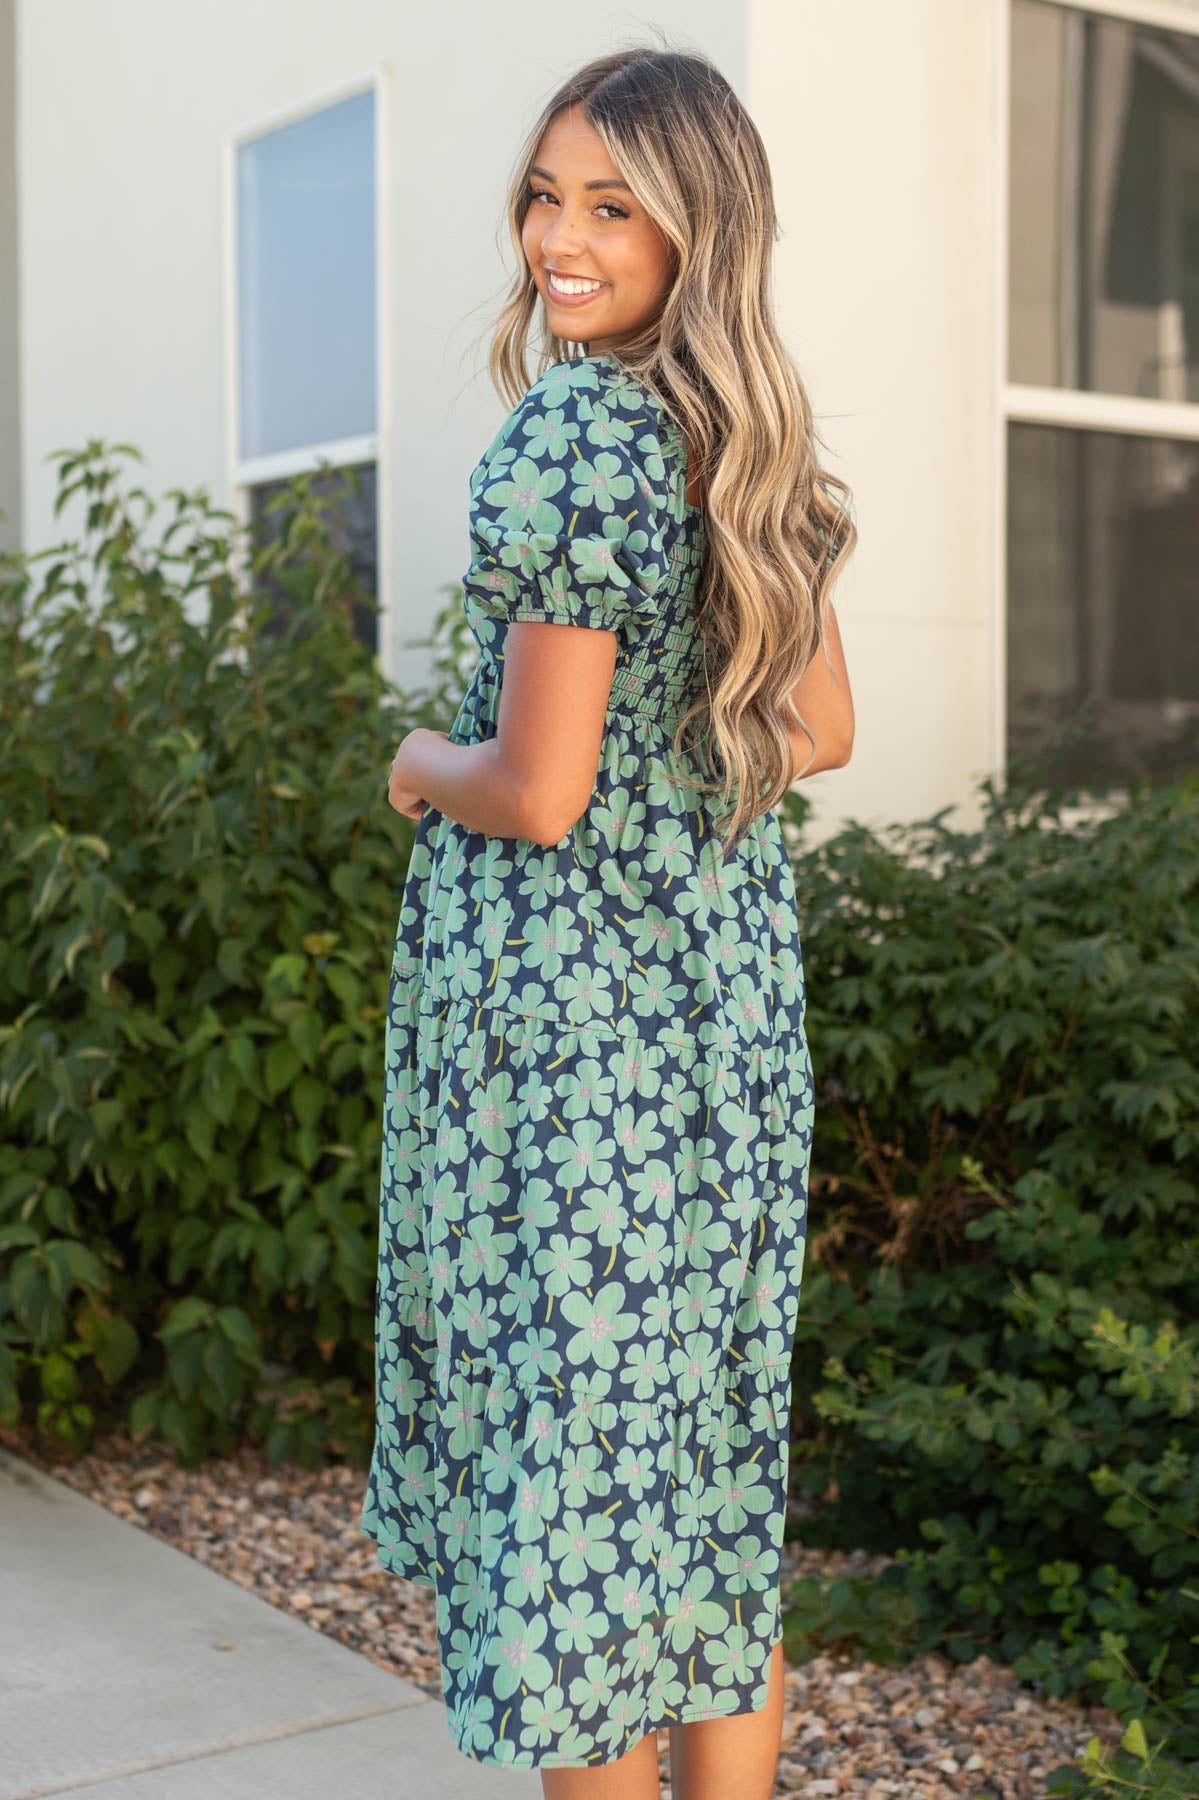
left=359, top=40, right=857, bottom=1799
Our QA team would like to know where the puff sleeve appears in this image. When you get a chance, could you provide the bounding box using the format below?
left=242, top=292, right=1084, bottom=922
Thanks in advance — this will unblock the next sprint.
left=462, top=365, right=673, bottom=639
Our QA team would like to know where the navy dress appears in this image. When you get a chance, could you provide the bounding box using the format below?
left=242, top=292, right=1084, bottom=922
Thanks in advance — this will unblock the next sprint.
left=359, top=350, right=815, bottom=1768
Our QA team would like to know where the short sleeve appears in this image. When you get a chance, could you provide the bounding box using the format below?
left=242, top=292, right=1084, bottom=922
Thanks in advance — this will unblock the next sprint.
left=462, top=362, right=673, bottom=639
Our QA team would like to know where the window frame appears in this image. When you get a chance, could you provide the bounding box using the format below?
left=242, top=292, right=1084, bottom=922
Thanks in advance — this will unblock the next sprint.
left=221, top=66, right=392, bottom=669
left=998, top=0, right=1199, bottom=811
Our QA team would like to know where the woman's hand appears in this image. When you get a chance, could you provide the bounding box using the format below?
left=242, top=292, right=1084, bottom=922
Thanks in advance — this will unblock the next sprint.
left=387, top=728, right=448, bottom=821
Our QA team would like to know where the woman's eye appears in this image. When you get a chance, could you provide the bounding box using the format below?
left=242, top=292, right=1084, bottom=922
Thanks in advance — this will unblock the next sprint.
left=526, top=187, right=627, bottom=221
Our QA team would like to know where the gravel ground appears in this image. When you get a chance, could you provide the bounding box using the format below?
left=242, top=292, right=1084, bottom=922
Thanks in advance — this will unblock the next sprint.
left=2, top=1423, right=1123, bottom=1798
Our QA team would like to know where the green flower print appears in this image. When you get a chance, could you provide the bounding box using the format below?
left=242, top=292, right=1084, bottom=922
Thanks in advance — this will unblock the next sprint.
left=360, top=353, right=815, bottom=1770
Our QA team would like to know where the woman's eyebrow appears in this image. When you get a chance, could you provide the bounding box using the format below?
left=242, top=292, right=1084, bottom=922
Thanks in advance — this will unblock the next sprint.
left=529, top=165, right=633, bottom=192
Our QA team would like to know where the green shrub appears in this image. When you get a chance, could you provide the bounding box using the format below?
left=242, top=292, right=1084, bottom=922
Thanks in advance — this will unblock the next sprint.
left=0, top=441, right=463, bottom=1465
left=4, top=438, right=1197, bottom=1792
left=781, top=764, right=1199, bottom=1788
left=793, top=765, right=1198, bottom=1276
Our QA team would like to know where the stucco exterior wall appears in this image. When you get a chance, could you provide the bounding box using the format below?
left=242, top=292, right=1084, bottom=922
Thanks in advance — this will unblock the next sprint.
left=751, top=0, right=1004, bottom=834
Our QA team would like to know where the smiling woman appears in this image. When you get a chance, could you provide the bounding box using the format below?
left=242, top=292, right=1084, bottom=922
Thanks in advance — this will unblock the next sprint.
left=359, top=36, right=857, bottom=1799
left=521, top=110, right=677, bottom=362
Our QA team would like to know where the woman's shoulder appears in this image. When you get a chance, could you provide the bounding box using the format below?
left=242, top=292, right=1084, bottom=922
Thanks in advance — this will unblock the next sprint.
left=473, top=355, right=672, bottom=505
left=524, top=350, right=655, bottom=407
left=502, top=354, right=668, bottom=445
left=462, top=353, right=680, bottom=635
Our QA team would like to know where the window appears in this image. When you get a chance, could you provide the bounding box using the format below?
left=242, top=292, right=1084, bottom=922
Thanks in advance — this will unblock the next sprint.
left=248, top=464, right=379, bottom=652
left=231, top=84, right=379, bottom=653
left=1008, top=419, right=1199, bottom=783
left=1007, top=0, right=1199, bottom=788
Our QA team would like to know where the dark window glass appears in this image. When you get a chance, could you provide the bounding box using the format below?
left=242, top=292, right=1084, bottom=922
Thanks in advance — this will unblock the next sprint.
left=1010, top=0, right=1199, bottom=402
left=249, top=461, right=378, bottom=655
left=1007, top=420, right=1199, bottom=787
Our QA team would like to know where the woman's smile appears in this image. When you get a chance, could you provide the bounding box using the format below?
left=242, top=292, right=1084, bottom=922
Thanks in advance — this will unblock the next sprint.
left=544, top=268, right=610, bottom=307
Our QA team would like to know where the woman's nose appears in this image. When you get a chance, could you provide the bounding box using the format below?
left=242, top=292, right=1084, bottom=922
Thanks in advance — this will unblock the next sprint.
left=541, top=211, right=586, bottom=256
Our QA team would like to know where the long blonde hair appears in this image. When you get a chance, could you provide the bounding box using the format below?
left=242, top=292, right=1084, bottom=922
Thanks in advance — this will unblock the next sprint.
left=485, top=38, right=857, bottom=856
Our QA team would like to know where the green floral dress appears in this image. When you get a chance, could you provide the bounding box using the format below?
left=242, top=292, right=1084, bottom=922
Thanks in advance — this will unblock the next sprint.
left=359, top=351, right=815, bottom=1769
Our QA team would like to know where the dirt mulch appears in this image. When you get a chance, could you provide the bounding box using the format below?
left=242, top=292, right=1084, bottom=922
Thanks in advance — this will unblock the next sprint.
left=2, top=1422, right=1123, bottom=1798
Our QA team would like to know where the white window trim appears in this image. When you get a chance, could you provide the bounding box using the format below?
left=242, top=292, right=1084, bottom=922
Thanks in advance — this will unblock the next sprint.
left=1006, top=385, right=1199, bottom=437
left=237, top=435, right=381, bottom=490
left=221, top=65, right=392, bottom=671
left=1045, top=0, right=1199, bottom=29
left=997, top=0, right=1199, bottom=816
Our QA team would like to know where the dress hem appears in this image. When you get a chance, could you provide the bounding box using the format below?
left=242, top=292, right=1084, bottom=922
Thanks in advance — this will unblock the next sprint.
left=363, top=1525, right=438, bottom=1589
left=360, top=1524, right=784, bottom=1772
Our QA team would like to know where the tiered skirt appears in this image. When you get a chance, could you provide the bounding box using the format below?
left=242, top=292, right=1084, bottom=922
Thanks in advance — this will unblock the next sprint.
left=359, top=970, right=815, bottom=1768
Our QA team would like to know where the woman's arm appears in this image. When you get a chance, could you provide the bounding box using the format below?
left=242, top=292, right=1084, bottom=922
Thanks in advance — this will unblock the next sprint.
left=392, top=621, right=619, bottom=845
left=394, top=596, right=853, bottom=835
left=786, top=600, right=854, bottom=781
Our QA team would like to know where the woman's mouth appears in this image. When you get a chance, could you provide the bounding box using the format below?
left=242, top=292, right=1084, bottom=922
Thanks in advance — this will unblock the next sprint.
left=544, top=270, right=609, bottom=307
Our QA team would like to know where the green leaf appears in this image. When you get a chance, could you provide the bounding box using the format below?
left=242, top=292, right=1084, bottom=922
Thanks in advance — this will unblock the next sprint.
left=216, top=1306, right=262, bottom=1365
left=54, top=1240, right=107, bottom=1289
left=159, top=1296, right=215, bottom=1341
left=184, top=1108, right=215, bottom=1163
left=91, top=1314, right=140, bottom=1387
left=40, top=1349, right=81, bottom=1402
left=167, top=1331, right=205, bottom=1400
left=10, top=1253, right=64, bottom=1342
left=1120, top=1718, right=1148, bottom=1761
left=198, top=869, right=229, bottom=931
left=266, top=954, right=308, bottom=997
left=201, top=1331, right=237, bottom=1409
left=128, top=1389, right=162, bottom=1440
left=265, top=1039, right=302, bottom=1098
left=227, top=1034, right=259, bottom=1085
left=287, top=1009, right=324, bottom=1070
left=325, top=963, right=363, bottom=1011
left=291, top=1074, right=327, bottom=1129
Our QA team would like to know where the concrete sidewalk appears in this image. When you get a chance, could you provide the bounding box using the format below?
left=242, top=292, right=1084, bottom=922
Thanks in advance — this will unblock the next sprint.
left=0, top=1448, right=540, bottom=1799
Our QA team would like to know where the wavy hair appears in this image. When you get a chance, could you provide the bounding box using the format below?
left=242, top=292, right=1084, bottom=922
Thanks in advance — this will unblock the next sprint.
left=483, top=38, right=857, bottom=856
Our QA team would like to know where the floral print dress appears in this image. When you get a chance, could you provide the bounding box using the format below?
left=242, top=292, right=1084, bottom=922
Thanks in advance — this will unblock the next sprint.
left=358, top=351, right=815, bottom=1769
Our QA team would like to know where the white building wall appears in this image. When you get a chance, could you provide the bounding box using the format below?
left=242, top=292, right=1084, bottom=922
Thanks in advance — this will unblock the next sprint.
left=753, top=0, right=1005, bottom=836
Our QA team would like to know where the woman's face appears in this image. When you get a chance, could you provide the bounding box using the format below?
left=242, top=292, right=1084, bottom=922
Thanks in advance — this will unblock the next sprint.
left=522, top=104, right=674, bottom=354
